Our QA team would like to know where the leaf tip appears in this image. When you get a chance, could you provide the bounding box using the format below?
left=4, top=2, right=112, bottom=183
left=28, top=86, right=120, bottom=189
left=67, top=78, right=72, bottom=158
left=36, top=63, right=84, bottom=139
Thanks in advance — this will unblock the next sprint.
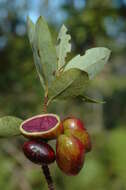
left=62, top=24, right=67, bottom=30
left=27, top=16, right=34, bottom=25
left=80, top=95, right=105, bottom=104
left=36, top=15, right=47, bottom=25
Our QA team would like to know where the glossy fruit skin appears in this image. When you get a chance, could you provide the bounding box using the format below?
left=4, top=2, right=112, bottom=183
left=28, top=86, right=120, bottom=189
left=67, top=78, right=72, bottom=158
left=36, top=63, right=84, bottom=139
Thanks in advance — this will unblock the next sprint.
left=63, top=117, right=86, bottom=131
left=56, top=134, right=85, bottom=176
left=64, top=129, right=91, bottom=152
left=23, top=140, right=55, bottom=165
left=62, top=117, right=91, bottom=152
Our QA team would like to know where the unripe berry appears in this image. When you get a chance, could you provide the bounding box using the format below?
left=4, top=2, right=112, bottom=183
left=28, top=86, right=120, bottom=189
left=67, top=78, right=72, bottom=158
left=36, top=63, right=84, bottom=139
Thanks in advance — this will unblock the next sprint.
left=56, top=134, right=85, bottom=176
left=63, top=117, right=86, bottom=131
left=62, top=117, right=91, bottom=152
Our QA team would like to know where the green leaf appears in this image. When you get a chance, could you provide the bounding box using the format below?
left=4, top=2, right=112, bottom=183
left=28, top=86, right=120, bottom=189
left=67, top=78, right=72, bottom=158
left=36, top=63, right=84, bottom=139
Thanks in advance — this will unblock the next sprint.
left=56, top=25, right=71, bottom=70
left=27, top=16, right=35, bottom=44
left=27, top=16, right=46, bottom=90
left=48, top=69, right=80, bottom=102
left=58, top=72, right=89, bottom=99
left=48, top=69, right=89, bottom=103
left=64, top=47, right=111, bottom=79
left=79, top=95, right=105, bottom=104
left=0, top=116, right=23, bottom=138
left=34, top=16, right=58, bottom=86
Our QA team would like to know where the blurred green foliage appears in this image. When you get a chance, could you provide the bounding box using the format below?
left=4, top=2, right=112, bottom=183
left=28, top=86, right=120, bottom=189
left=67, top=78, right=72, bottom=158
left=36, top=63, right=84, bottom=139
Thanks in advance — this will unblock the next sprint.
left=0, top=0, right=126, bottom=189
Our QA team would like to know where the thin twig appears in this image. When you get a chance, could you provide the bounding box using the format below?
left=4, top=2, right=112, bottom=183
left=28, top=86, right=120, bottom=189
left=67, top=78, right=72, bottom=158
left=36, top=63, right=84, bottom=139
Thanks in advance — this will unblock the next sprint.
left=42, top=165, right=55, bottom=190
left=43, top=95, right=48, bottom=113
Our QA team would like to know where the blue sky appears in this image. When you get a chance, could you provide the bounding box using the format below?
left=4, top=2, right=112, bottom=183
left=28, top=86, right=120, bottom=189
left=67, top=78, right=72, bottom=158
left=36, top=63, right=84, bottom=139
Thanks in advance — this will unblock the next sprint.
left=26, top=0, right=85, bottom=24
left=27, top=0, right=67, bottom=24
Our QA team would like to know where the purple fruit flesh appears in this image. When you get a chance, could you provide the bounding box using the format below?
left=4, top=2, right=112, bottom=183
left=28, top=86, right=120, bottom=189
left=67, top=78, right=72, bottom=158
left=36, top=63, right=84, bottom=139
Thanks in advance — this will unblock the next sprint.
left=20, top=114, right=63, bottom=139
left=22, top=115, right=58, bottom=132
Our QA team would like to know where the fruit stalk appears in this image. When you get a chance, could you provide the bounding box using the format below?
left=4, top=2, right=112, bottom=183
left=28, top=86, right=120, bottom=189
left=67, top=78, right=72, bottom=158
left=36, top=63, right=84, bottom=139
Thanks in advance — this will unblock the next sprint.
left=42, top=96, right=55, bottom=190
left=42, top=165, right=55, bottom=190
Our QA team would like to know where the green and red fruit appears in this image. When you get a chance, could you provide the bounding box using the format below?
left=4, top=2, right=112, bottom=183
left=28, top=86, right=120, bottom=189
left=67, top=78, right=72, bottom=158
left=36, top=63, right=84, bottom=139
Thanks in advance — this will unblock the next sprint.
left=23, top=140, right=55, bottom=165
left=56, top=134, right=85, bottom=176
left=20, top=113, right=63, bottom=140
left=63, top=117, right=86, bottom=131
left=62, top=117, right=91, bottom=152
left=64, top=129, right=91, bottom=152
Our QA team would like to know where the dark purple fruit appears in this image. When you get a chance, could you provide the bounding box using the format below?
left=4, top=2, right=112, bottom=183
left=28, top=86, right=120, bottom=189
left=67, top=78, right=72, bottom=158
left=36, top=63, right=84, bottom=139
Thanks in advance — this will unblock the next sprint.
left=23, top=140, right=55, bottom=165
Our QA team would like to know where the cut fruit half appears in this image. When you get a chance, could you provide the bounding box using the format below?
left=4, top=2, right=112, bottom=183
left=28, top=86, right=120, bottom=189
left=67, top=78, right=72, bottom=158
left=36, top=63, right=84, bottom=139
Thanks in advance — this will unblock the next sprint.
left=20, top=113, right=63, bottom=139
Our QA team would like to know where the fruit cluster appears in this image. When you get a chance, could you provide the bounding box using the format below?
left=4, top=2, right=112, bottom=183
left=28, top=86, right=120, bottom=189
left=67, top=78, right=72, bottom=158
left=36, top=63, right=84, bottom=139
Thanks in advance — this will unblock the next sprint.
left=21, top=114, right=91, bottom=176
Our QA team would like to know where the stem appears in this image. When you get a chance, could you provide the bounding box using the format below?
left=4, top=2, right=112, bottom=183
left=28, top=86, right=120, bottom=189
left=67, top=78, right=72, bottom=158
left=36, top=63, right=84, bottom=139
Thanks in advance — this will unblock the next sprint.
left=42, top=96, right=55, bottom=190
left=43, top=95, right=48, bottom=113
left=42, top=165, right=55, bottom=190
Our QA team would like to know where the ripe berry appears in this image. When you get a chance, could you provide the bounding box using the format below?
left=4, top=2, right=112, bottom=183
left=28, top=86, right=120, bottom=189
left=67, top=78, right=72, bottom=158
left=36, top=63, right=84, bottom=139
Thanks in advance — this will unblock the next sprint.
left=23, top=140, right=55, bottom=165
